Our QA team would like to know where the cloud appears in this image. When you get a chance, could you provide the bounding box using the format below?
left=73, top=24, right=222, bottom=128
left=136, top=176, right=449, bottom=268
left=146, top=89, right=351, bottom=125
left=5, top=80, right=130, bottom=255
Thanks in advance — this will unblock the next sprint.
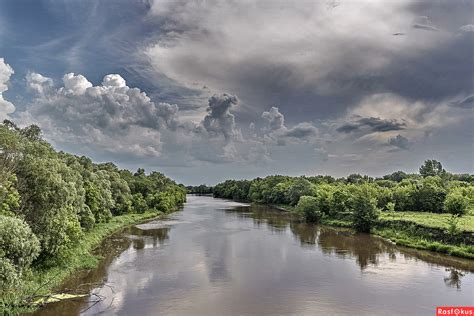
left=20, top=72, right=266, bottom=165
left=281, top=122, right=318, bottom=139
left=144, top=0, right=448, bottom=118
left=26, top=72, right=53, bottom=95
left=388, top=134, right=410, bottom=150
left=62, top=73, right=93, bottom=94
left=450, top=95, right=474, bottom=109
left=259, top=106, right=319, bottom=146
left=0, top=58, right=15, bottom=119
left=202, top=93, right=240, bottom=141
left=262, top=107, right=285, bottom=131
left=459, top=24, right=474, bottom=33
left=21, top=72, right=182, bottom=157
left=412, top=16, right=438, bottom=31
left=337, top=117, right=406, bottom=134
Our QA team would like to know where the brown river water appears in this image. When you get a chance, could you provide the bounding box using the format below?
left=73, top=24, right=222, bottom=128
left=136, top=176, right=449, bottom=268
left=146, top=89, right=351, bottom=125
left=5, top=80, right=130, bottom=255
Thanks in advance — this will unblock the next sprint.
left=30, top=195, right=474, bottom=315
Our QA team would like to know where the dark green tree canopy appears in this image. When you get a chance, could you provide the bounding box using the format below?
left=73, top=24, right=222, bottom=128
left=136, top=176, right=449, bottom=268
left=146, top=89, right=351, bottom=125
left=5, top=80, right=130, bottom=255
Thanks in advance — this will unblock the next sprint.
left=419, top=160, right=446, bottom=178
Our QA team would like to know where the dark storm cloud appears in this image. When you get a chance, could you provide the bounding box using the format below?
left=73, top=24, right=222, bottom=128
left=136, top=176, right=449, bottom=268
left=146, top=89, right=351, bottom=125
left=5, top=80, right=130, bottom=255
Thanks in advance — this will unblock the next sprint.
left=450, top=95, right=474, bottom=109
left=0, top=0, right=472, bottom=184
left=337, top=117, right=406, bottom=134
left=388, top=134, right=410, bottom=150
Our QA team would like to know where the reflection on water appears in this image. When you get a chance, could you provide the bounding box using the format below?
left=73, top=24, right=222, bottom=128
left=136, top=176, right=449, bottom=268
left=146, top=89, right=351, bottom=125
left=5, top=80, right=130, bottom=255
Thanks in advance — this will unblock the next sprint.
left=32, top=196, right=474, bottom=316
left=444, top=269, right=465, bottom=289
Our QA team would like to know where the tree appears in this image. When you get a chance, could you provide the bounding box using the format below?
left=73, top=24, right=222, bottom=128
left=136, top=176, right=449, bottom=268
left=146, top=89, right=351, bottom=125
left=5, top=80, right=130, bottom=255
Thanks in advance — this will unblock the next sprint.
left=286, top=178, right=315, bottom=206
left=419, top=160, right=446, bottom=178
left=444, top=189, right=470, bottom=215
left=16, top=156, right=83, bottom=258
left=84, top=170, right=114, bottom=223
left=383, top=171, right=409, bottom=182
left=0, top=175, right=20, bottom=217
left=296, top=196, right=323, bottom=223
left=0, top=215, right=40, bottom=292
left=411, top=176, right=446, bottom=213
left=350, top=185, right=380, bottom=233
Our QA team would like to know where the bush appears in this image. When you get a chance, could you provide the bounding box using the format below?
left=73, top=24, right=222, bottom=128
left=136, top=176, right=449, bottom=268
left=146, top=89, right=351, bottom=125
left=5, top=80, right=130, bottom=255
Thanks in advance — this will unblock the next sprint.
left=410, top=176, right=446, bottom=213
left=0, top=257, right=20, bottom=293
left=0, top=215, right=40, bottom=292
left=0, top=215, right=40, bottom=270
left=132, top=193, right=148, bottom=213
left=444, top=190, right=470, bottom=215
left=350, top=186, right=380, bottom=233
left=286, top=179, right=315, bottom=206
left=296, top=196, right=323, bottom=223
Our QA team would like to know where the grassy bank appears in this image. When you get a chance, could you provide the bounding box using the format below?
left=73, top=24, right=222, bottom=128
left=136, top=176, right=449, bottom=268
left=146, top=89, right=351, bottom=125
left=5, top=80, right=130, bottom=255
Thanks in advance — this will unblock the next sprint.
left=1, top=211, right=165, bottom=315
left=272, top=204, right=474, bottom=259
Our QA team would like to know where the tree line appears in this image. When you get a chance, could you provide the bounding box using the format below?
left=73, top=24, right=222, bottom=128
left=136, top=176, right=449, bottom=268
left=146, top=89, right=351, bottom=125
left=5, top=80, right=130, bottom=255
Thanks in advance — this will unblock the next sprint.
left=0, top=121, right=186, bottom=295
left=212, top=160, right=473, bottom=233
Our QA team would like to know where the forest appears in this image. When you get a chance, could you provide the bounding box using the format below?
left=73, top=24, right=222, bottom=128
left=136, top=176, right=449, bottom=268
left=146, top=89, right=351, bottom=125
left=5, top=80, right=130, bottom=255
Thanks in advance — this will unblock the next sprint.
left=211, top=161, right=474, bottom=258
left=0, top=121, right=186, bottom=310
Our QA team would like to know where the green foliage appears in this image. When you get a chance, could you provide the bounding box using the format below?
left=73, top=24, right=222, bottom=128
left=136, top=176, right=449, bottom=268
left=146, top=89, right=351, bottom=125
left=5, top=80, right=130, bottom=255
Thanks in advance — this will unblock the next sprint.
left=103, top=170, right=132, bottom=215
left=446, top=214, right=461, bottom=237
left=419, top=159, right=446, bottom=178
left=296, top=196, right=323, bottom=223
left=83, top=170, right=114, bottom=223
left=186, top=184, right=213, bottom=194
left=386, top=202, right=395, bottom=213
left=132, top=193, right=148, bottom=213
left=286, top=178, right=315, bottom=206
left=410, top=176, right=446, bottom=213
left=444, top=189, right=470, bottom=215
left=16, top=156, right=84, bottom=257
left=0, top=121, right=185, bottom=288
left=0, top=215, right=40, bottom=292
left=330, top=185, right=350, bottom=215
left=313, top=184, right=334, bottom=215
left=349, top=185, right=380, bottom=233
left=0, top=174, right=20, bottom=216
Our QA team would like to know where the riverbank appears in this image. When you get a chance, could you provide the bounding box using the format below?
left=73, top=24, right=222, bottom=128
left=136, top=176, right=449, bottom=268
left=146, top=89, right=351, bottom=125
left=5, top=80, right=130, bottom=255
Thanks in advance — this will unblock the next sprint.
left=1, top=211, right=167, bottom=315
left=266, top=203, right=474, bottom=259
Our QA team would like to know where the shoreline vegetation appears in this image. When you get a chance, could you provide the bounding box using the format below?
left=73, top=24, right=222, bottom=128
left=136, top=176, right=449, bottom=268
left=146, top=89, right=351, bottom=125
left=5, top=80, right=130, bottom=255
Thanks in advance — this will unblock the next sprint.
left=0, top=121, right=186, bottom=314
left=203, top=160, right=474, bottom=260
left=269, top=203, right=474, bottom=259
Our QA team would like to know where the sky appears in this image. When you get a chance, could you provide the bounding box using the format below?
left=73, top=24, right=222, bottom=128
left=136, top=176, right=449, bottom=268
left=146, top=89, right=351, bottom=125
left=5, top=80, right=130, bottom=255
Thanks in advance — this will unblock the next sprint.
left=0, top=0, right=473, bottom=185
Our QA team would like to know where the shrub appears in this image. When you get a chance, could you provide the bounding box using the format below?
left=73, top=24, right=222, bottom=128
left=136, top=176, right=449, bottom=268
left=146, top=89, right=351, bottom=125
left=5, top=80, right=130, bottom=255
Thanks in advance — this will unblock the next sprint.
left=0, top=215, right=40, bottom=270
left=296, top=196, right=323, bottom=223
left=0, top=215, right=40, bottom=292
left=0, top=257, right=20, bottom=293
left=350, top=186, right=380, bottom=233
left=132, top=193, right=148, bottom=213
left=444, top=190, right=470, bottom=215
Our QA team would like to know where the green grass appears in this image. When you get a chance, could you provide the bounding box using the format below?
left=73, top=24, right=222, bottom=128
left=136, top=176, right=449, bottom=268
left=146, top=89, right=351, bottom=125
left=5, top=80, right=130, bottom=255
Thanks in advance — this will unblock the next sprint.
left=380, top=211, right=474, bottom=232
left=374, top=227, right=474, bottom=259
left=1, top=211, right=164, bottom=315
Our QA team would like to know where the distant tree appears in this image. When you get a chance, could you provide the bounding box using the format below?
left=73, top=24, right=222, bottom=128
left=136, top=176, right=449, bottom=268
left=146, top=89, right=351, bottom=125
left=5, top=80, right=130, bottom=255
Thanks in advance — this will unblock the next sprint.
left=383, top=171, right=408, bottom=182
left=346, top=174, right=373, bottom=184
left=20, top=124, right=42, bottom=141
left=134, top=168, right=146, bottom=177
left=419, top=160, right=446, bottom=178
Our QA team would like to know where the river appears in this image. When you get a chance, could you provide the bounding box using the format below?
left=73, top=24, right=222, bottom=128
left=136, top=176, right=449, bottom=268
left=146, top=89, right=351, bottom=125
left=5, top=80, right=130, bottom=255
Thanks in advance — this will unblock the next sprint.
left=32, top=195, right=474, bottom=315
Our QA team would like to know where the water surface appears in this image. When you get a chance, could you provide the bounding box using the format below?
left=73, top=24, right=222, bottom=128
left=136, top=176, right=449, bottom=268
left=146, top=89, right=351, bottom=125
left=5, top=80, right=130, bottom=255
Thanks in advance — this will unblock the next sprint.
left=32, top=195, right=474, bottom=315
